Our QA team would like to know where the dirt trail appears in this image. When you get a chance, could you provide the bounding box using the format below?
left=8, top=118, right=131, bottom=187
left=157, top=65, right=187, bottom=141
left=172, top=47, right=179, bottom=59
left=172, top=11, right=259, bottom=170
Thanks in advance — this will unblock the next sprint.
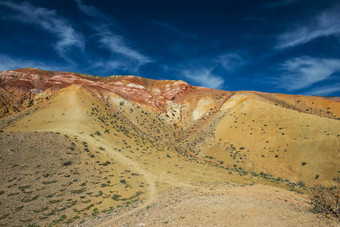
left=36, top=88, right=160, bottom=225
left=75, top=134, right=158, bottom=227
left=93, top=185, right=338, bottom=227
left=4, top=86, right=339, bottom=226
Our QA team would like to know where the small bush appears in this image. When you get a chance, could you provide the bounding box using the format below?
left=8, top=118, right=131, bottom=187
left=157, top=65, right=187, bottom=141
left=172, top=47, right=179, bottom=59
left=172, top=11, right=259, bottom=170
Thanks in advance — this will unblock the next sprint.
left=95, top=131, right=101, bottom=136
left=297, top=181, right=305, bottom=188
left=63, top=161, right=72, bottom=166
left=102, top=161, right=110, bottom=166
left=311, top=185, right=339, bottom=221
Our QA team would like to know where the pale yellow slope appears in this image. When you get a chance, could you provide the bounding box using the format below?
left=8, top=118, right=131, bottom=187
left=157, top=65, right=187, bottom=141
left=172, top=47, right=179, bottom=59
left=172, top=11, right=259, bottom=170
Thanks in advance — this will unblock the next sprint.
left=3, top=84, right=262, bottom=197
left=2, top=85, right=339, bottom=225
left=212, top=95, right=340, bottom=186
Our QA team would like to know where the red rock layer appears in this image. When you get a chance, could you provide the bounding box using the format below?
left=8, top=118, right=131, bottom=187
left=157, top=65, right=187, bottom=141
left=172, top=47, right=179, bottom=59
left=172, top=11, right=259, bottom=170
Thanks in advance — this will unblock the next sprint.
left=0, top=68, right=214, bottom=113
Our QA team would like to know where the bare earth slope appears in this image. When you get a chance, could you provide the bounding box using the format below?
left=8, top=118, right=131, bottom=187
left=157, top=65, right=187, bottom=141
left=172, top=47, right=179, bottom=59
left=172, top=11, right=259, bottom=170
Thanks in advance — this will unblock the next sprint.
left=0, top=68, right=339, bottom=226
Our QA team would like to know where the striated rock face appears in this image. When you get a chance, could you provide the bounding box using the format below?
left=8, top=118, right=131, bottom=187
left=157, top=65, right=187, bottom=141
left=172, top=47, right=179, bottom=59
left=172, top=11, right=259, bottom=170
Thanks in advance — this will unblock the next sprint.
left=1, top=68, right=340, bottom=122
left=0, top=68, right=219, bottom=115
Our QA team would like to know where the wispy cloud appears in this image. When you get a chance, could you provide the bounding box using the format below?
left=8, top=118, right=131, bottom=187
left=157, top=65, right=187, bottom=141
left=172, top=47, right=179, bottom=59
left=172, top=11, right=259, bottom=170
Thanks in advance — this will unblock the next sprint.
left=74, top=0, right=99, bottom=17
left=277, top=56, right=340, bottom=90
left=0, top=54, right=60, bottom=71
left=216, top=52, right=247, bottom=73
left=99, top=33, right=152, bottom=67
left=0, top=1, right=84, bottom=61
left=153, top=21, right=198, bottom=39
left=304, top=83, right=340, bottom=96
left=75, top=0, right=151, bottom=72
left=181, top=67, right=224, bottom=89
left=74, top=0, right=110, bottom=22
left=163, top=51, right=247, bottom=89
left=276, top=4, right=340, bottom=49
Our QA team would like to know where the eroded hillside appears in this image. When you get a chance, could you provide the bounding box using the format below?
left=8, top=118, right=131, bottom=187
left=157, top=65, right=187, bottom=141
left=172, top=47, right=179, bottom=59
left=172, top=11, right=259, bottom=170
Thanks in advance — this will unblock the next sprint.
left=0, top=68, right=339, bottom=226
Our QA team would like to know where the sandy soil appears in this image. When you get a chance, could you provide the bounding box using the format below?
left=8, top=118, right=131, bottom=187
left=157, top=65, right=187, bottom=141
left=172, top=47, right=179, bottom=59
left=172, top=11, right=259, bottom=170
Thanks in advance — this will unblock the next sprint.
left=1, top=85, right=339, bottom=226
left=78, top=184, right=338, bottom=227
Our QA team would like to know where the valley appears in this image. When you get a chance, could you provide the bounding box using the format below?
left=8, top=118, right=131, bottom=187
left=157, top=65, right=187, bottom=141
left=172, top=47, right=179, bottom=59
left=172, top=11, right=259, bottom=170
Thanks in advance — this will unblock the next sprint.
left=0, top=68, right=339, bottom=226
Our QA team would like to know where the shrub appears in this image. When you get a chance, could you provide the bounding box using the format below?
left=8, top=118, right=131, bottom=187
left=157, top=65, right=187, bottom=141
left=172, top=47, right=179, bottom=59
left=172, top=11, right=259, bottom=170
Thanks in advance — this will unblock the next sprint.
left=297, top=181, right=305, bottom=188
left=102, top=161, right=110, bottom=166
left=311, top=185, right=339, bottom=221
left=112, top=194, right=121, bottom=200
left=95, top=131, right=101, bottom=136
left=63, top=161, right=72, bottom=166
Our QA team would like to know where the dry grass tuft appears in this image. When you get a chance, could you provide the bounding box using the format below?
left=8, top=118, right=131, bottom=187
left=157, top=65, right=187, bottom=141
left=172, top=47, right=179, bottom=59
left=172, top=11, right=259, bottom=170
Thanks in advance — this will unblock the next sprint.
left=311, top=184, right=340, bottom=221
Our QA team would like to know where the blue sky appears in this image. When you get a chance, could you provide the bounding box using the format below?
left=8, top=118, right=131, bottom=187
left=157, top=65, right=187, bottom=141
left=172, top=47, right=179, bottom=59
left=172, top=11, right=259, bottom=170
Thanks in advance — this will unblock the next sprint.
left=0, top=0, right=340, bottom=96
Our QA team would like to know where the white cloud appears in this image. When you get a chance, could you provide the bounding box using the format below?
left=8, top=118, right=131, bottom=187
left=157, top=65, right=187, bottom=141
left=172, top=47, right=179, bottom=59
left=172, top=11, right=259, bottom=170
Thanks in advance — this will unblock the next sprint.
left=74, top=0, right=110, bottom=22
left=304, top=83, right=340, bottom=96
left=276, top=5, right=340, bottom=49
left=99, top=33, right=152, bottom=68
left=278, top=56, right=340, bottom=90
left=74, top=0, right=98, bottom=17
left=0, top=1, right=84, bottom=61
left=182, top=68, right=224, bottom=89
left=162, top=52, right=246, bottom=90
left=217, top=53, right=247, bottom=73
left=0, top=54, right=59, bottom=71
left=88, top=59, right=138, bottom=75
left=74, top=0, right=151, bottom=72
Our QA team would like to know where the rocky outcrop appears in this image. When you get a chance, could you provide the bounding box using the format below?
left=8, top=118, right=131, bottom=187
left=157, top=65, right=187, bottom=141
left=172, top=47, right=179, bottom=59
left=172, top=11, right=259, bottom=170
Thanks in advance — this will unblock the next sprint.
left=1, top=68, right=339, bottom=121
left=0, top=68, right=214, bottom=117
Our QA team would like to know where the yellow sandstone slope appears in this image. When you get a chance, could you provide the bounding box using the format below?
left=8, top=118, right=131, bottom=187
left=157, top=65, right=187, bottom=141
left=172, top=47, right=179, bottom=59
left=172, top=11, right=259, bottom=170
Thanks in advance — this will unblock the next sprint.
left=0, top=69, right=339, bottom=226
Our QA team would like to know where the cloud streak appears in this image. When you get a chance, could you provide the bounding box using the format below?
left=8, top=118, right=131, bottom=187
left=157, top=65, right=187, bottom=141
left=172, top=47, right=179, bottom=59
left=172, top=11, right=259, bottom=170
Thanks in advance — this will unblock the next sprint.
left=163, top=51, right=247, bottom=89
left=276, top=5, right=340, bottom=49
left=277, top=56, right=340, bottom=91
left=216, top=53, right=247, bottom=73
left=0, top=1, right=84, bottom=61
left=75, top=0, right=151, bottom=72
left=0, top=54, right=60, bottom=71
left=304, top=83, right=340, bottom=96
left=74, top=0, right=110, bottom=22
left=99, top=33, right=152, bottom=67
left=182, top=68, right=224, bottom=89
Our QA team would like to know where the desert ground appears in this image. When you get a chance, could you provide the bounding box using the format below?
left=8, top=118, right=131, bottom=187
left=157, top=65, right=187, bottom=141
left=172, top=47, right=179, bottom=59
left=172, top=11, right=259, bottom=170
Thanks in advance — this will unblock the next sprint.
left=0, top=69, right=339, bottom=226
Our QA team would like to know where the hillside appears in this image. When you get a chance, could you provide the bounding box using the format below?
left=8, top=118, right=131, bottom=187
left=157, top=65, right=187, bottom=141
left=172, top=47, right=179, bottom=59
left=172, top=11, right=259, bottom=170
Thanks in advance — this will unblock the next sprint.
left=0, top=68, right=339, bottom=226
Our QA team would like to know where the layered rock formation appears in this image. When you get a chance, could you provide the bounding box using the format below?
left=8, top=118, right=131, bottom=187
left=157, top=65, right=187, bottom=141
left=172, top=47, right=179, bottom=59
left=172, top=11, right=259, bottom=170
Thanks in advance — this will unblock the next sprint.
left=1, top=68, right=340, bottom=187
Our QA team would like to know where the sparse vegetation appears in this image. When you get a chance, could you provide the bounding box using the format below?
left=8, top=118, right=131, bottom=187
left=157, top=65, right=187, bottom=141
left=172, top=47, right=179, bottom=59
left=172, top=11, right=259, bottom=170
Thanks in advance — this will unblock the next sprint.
left=0, top=71, right=339, bottom=226
left=311, top=185, right=340, bottom=221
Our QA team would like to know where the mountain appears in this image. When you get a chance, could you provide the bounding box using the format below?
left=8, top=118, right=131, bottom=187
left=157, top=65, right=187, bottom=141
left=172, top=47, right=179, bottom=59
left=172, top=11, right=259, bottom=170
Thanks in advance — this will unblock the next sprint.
left=0, top=68, right=339, bottom=226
